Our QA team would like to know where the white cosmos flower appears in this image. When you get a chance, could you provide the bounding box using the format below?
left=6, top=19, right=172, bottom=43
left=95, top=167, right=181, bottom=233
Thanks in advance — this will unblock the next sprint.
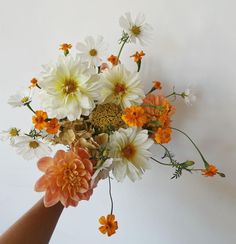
left=0, top=127, right=20, bottom=144
left=91, top=158, right=114, bottom=187
left=8, top=89, right=32, bottom=107
left=109, top=127, right=153, bottom=182
left=99, top=64, right=144, bottom=109
left=119, top=12, right=152, bottom=46
left=76, top=36, right=107, bottom=67
left=13, top=136, right=51, bottom=160
left=38, top=55, right=101, bottom=121
left=183, top=88, right=196, bottom=105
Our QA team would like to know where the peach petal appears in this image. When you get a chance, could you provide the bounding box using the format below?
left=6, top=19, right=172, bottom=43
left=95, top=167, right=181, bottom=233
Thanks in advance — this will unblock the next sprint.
left=44, top=190, right=60, bottom=207
left=34, top=176, right=48, bottom=192
left=37, top=157, right=54, bottom=172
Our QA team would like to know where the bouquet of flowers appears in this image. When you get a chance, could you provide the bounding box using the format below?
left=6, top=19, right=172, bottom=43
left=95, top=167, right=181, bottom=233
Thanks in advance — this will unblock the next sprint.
left=1, top=12, right=224, bottom=237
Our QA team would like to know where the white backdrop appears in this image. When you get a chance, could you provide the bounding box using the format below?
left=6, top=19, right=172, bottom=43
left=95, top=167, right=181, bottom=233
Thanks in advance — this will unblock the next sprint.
left=0, top=0, right=236, bottom=243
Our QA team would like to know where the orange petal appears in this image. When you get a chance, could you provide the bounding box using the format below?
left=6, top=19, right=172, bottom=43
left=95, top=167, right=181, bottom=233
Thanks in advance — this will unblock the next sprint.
left=37, top=157, right=54, bottom=172
left=99, top=226, right=107, bottom=234
left=99, top=216, right=106, bottom=225
left=44, top=190, right=60, bottom=207
left=34, top=176, right=47, bottom=192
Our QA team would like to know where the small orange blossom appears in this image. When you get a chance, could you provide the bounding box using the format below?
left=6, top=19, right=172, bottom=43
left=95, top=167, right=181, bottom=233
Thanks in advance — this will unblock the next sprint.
left=46, top=118, right=60, bottom=134
left=99, top=214, right=118, bottom=237
left=130, top=50, right=145, bottom=62
left=32, top=110, right=48, bottom=130
left=202, top=164, right=218, bottom=177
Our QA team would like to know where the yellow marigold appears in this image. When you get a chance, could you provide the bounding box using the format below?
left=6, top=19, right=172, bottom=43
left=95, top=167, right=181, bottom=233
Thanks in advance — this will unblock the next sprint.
left=32, top=110, right=48, bottom=130
left=154, top=127, right=172, bottom=144
left=99, top=214, right=118, bottom=237
left=130, top=50, right=145, bottom=62
left=202, top=164, right=218, bottom=177
left=122, top=105, right=147, bottom=127
left=107, top=54, right=118, bottom=65
left=153, top=80, right=162, bottom=90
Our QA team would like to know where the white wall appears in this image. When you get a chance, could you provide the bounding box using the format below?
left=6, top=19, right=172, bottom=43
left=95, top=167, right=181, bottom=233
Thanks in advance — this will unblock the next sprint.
left=0, top=0, right=236, bottom=243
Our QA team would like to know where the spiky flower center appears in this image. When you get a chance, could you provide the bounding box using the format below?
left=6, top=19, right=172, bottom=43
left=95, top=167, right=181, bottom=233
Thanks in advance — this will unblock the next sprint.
left=122, top=143, right=136, bottom=160
left=9, top=128, right=19, bottom=137
left=29, top=141, right=39, bottom=149
left=131, top=25, right=141, bottom=36
left=114, top=83, right=126, bottom=95
left=62, top=79, right=78, bottom=95
left=21, top=97, right=29, bottom=103
left=89, top=49, right=97, bottom=57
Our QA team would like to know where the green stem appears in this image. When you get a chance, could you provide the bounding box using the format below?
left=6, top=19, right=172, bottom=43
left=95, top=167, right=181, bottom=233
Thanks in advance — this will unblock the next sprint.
left=171, top=127, right=209, bottom=168
left=166, top=92, right=183, bottom=98
left=25, top=103, right=35, bottom=114
left=151, top=157, right=172, bottom=166
left=117, top=36, right=129, bottom=64
left=108, top=175, right=114, bottom=215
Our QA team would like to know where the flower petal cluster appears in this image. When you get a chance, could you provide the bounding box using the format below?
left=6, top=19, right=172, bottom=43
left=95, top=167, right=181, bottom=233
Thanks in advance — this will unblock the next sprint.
left=35, top=148, right=93, bottom=207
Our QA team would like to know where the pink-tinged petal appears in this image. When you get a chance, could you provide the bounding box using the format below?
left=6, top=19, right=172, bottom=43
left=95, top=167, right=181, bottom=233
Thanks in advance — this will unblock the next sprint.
left=34, top=176, right=48, bottom=192
left=83, top=159, right=93, bottom=173
left=37, top=157, right=54, bottom=172
left=44, top=190, right=60, bottom=207
left=54, top=150, right=66, bottom=162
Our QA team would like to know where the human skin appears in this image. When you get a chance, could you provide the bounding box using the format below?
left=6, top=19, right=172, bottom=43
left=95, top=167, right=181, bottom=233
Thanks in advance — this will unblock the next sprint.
left=0, top=198, right=63, bottom=244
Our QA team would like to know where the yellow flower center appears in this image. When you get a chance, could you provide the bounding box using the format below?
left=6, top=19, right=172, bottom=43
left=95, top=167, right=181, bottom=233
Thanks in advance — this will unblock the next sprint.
left=131, top=25, right=141, bottom=36
left=29, top=141, right=39, bottom=149
left=89, top=49, right=97, bottom=57
left=21, top=96, right=29, bottom=103
left=114, top=83, right=126, bottom=95
left=9, top=128, right=19, bottom=137
left=62, top=79, right=78, bottom=95
left=122, top=144, right=136, bottom=160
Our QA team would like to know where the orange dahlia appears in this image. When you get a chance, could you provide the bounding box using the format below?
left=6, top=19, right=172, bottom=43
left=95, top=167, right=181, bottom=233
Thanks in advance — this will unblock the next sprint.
left=32, top=110, right=48, bottom=130
left=122, top=105, right=147, bottom=127
left=35, top=148, right=93, bottom=207
left=202, top=164, right=218, bottom=177
left=99, top=214, right=118, bottom=237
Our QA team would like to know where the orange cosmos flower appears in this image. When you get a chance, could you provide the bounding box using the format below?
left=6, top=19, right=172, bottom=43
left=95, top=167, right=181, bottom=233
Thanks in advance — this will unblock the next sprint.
left=130, top=50, right=145, bottom=62
left=122, top=105, right=148, bottom=127
left=46, top=118, right=60, bottom=134
left=99, top=214, right=118, bottom=237
left=153, top=80, right=162, bottom=90
left=154, top=127, right=172, bottom=144
left=35, top=148, right=93, bottom=207
left=32, top=110, right=48, bottom=130
left=107, top=55, right=118, bottom=65
left=59, top=43, right=72, bottom=51
left=143, top=94, right=175, bottom=128
left=29, top=78, right=38, bottom=88
left=202, top=164, right=218, bottom=177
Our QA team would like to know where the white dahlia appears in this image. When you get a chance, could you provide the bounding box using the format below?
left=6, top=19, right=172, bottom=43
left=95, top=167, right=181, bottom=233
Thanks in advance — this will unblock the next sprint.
left=13, top=136, right=51, bottom=160
left=109, top=127, right=153, bottom=182
left=119, top=12, right=152, bottom=46
left=38, top=55, right=100, bottom=121
left=76, top=36, right=107, bottom=67
left=99, top=64, right=144, bottom=108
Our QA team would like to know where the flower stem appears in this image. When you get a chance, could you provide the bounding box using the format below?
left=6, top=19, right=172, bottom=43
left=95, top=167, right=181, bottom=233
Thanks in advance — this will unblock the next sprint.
left=117, top=36, right=129, bottom=64
left=166, top=92, right=183, bottom=98
left=25, top=103, right=36, bottom=114
left=108, top=175, right=114, bottom=215
left=151, top=157, right=172, bottom=166
left=171, top=127, right=209, bottom=168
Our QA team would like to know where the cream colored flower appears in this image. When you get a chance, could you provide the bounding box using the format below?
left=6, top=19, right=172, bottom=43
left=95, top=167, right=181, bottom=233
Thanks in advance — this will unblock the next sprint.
left=99, top=64, right=144, bottom=109
left=8, top=89, right=32, bottom=107
left=13, top=136, right=51, bottom=160
left=76, top=36, right=107, bottom=67
left=108, top=127, right=153, bottom=182
left=38, top=55, right=100, bottom=121
left=183, top=88, right=196, bottom=105
left=0, top=127, right=20, bottom=144
left=119, top=12, right=152, bottom=46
